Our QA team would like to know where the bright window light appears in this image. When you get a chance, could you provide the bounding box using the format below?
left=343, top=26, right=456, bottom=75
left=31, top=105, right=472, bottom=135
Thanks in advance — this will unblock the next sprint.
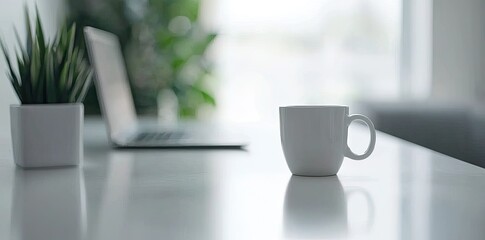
left=205, top=0, right=401, bottom=122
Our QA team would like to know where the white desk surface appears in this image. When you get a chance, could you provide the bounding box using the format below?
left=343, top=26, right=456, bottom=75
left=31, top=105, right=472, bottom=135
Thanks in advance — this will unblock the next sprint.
left=1, top=119, right=485, bottom=240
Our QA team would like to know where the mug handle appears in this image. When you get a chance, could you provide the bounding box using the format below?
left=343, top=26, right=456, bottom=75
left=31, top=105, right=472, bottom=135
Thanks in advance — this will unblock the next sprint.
left=344, top=114, right=376, bottom=160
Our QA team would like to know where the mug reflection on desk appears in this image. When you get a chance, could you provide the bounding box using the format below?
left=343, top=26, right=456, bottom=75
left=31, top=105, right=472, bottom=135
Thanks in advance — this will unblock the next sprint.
left=283, top=176, right=374, bottom=239
left=11, top=167, right=86, bottom=240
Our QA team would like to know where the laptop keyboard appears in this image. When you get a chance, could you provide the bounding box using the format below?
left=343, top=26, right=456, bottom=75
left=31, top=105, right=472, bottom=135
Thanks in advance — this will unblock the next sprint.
left=133, top=131, right=184, bottom=142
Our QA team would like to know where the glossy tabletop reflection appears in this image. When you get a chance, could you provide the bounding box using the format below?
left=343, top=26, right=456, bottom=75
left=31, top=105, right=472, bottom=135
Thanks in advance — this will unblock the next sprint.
left=1, top=119, right=485, bottom=240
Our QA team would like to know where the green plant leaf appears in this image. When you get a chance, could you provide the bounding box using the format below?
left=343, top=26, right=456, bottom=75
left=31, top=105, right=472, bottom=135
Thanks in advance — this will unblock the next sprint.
left=24, top=6, right=32, bottom=57
left=46, top=46, right=57, bottom=103
left=1, top=40, right=23, bottom=102
left=59, top=54, right=70, bottom=99
left=14, top=29, right=29, bottom=64
left=35, top=6, right=45, bottom=57
left=192, top=84, right=216, bottom=106
left=30, top=42, right=39, bottom=89
left=65, top=47, right=79, bottom=92
left=35, top=44, right=49, bottom=102
left=194, top=33, right=216, bottom=55
left=7, top=72, right=23, bottom=102
left=69, top=67, right=86, bottom=102
left=22, top=51, right=33, bottom=103
left=75, top=70, right=93, bottom=102
left=67, top=23, right=76, bottom=59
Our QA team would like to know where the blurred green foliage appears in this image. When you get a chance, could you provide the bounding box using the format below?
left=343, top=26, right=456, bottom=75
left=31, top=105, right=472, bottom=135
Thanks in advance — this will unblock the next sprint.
left=67, top=0, right=217, bottom=117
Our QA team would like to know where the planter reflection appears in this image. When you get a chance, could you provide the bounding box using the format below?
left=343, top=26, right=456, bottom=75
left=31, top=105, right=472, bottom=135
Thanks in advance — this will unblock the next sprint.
left=10, top=167, right=86, bottom=240
left=283, top=176, right=374, bottom=239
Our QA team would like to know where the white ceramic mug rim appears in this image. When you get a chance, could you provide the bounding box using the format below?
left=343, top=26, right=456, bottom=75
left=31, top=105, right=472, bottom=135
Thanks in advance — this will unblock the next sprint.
left=280, top=105, right=349, bottom=109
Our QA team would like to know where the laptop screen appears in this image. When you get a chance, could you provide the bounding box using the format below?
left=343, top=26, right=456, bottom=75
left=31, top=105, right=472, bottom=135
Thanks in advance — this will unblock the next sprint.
left=84, top=27, right=137, bottom=139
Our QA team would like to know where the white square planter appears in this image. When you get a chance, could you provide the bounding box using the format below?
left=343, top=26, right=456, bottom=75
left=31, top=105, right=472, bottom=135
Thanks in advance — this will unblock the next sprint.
left=10, top=104, right=84, bottom=168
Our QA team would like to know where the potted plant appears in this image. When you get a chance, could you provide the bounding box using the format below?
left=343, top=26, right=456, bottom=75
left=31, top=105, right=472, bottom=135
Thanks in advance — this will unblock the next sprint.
left=1, top=9, right=93, bottom=168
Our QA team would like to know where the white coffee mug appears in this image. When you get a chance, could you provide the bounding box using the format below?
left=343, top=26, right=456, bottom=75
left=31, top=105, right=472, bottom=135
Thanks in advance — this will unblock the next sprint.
left=280, top=105, right=376, bottom=176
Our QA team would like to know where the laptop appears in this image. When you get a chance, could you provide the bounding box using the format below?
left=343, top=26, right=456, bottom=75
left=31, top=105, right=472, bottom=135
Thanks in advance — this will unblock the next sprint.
left=84, top=27, right=247, bottom=148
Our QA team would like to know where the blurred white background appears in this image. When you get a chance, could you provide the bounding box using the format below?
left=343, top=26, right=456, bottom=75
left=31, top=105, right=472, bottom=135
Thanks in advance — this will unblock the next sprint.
left=206, top=0, right=402, bottom=122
